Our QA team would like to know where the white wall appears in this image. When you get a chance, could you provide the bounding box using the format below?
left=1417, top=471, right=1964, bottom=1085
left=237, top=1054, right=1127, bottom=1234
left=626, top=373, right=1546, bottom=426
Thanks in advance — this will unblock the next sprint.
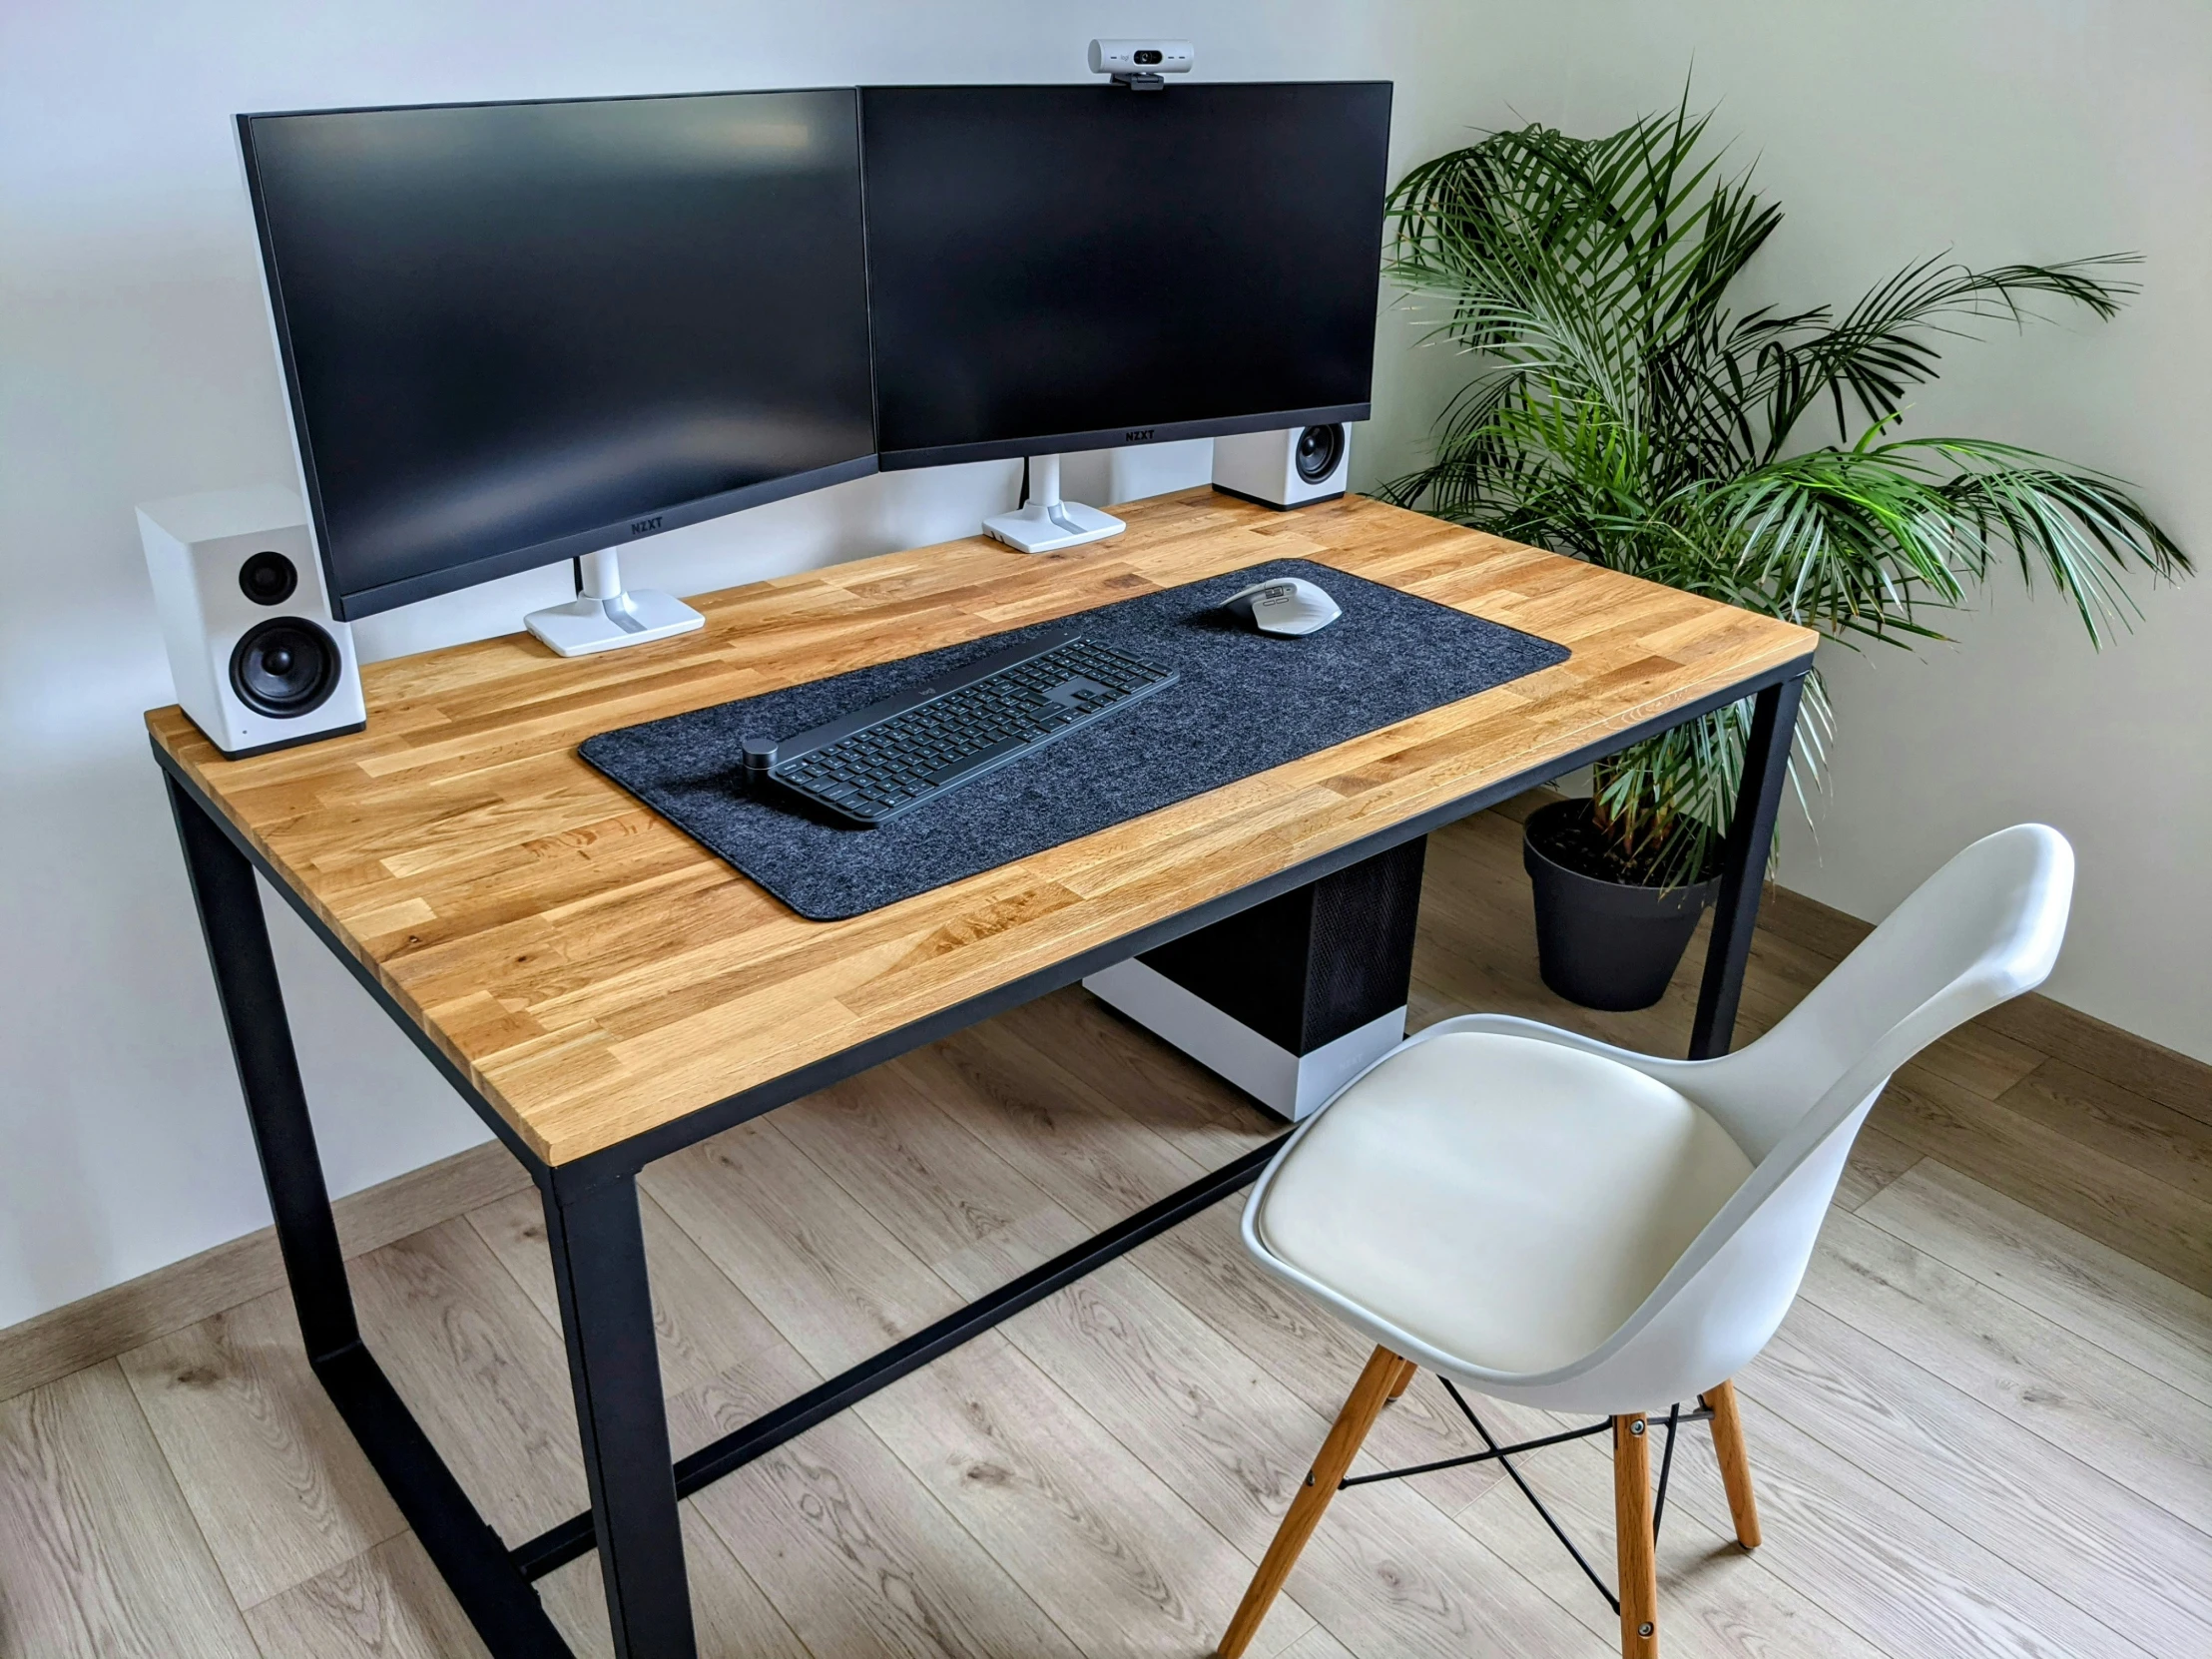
left=0, top=0, right=1564, bottom=1330
left=1497, top=1, right=2212, bottom=1063
left=5, top=0, right=2200, bottom=1333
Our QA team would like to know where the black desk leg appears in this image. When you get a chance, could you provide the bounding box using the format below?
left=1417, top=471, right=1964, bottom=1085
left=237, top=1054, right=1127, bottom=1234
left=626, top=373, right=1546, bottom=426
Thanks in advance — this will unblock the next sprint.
left=167, top=775, right=573, bottom=1658
left=1688, top=672, right=1808, bottom=1060
left=166, top=774, right=360, bottom=1363
left=541, top=1170, right=698, bottom=1659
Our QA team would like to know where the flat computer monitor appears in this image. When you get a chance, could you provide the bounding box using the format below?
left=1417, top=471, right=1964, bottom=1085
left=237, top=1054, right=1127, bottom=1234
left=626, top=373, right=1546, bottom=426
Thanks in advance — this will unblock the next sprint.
left=859, top=82, right=1393, bottom=469
left=239, top=90, right=877, bottom=619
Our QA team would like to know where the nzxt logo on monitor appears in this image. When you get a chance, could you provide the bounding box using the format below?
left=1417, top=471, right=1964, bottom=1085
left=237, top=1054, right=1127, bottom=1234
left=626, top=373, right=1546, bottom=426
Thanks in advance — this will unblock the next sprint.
left=1123, top=428, right=1155, bottom=443
left=629, top=515, right=663, bottom=535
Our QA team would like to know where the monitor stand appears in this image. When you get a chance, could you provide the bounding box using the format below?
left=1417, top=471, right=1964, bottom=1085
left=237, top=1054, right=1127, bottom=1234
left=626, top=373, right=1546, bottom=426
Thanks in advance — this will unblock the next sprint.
left=981, top=454, right=1125, bottom=553
left=524, top=548, right=705, bottom=658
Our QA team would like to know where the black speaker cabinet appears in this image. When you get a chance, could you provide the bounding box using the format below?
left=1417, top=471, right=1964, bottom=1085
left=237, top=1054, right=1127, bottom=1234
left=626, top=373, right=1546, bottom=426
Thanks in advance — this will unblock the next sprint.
left=1085, top=837, right=1425, bottom=1118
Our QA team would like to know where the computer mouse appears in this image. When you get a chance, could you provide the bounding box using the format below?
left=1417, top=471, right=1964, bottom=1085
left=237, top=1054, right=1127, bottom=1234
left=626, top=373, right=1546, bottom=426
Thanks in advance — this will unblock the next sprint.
left=1220, top=577, right=1342, bottom=637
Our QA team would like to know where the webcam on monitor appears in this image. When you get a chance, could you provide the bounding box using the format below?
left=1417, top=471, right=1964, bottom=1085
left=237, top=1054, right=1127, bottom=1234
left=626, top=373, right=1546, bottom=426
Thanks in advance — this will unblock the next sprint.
left=1088, top=40, right=1194, bottom=90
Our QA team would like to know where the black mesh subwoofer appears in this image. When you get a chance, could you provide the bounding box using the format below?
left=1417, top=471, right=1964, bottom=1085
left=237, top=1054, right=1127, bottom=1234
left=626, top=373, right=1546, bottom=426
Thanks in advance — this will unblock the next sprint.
left=1136, top=836, right=1426, bottom=1055
left=1294, top=423, right=1346, bottom=485
left=230, top=617, right=341, bottom=718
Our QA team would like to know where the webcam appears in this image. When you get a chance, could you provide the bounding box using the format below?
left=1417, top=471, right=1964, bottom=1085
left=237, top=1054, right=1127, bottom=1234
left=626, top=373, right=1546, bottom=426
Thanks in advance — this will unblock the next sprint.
left=1088, top=39, right=1195, bottom=90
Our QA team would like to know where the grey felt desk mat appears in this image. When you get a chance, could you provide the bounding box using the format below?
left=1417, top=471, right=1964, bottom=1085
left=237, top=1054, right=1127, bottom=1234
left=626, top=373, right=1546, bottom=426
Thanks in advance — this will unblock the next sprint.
left=579, top=559, right=1569, bottom=920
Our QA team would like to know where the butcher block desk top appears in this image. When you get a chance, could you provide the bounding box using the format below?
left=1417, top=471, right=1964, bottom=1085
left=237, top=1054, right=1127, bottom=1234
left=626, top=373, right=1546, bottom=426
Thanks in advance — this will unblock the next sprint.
left=149, top=489, right=1816, bottom=1166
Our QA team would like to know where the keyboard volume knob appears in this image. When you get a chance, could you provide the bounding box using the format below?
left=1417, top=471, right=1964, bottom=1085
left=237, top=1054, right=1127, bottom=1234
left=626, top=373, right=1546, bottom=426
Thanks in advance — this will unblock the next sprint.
left=741, top=737, right=779, bottom=776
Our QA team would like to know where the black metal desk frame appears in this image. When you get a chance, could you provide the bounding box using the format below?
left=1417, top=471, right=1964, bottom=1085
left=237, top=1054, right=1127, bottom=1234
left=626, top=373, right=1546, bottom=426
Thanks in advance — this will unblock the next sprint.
left=158, top=662, right=1808, bottom=1659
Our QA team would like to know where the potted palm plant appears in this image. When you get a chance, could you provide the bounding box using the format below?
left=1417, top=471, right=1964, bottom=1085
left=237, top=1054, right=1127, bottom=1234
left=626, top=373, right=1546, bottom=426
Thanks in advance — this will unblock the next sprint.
left=1383, top=98, right=2188, bottom=1011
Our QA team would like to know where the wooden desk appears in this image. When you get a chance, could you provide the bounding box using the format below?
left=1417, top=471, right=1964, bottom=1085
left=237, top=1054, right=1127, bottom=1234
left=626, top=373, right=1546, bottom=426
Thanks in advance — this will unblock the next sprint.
left=153, top=489, right=1814, bottom=1658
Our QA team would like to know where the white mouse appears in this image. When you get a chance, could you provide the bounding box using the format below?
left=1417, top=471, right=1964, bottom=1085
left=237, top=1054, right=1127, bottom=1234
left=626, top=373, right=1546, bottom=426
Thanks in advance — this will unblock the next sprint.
left=1220, top=576, right=1342, bottom=637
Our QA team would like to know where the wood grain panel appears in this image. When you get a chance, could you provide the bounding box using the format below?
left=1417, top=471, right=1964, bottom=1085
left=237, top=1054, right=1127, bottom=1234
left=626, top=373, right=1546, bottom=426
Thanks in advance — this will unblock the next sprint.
left=149, top=491, right=1814, bottom=1165
left=1871, top=1061, right=2212, bottom=1293
left=467, top=1186, right=790, bottom=1403
left=769, top=1055, right=1071, bottom=1271
left=344, top=1219, right=589, bottom=1541
left=687, top=1408, right=1087, bottom=1659
left=1750, top=1299, right=2212, bottom=1657
left=1658, top=1381, right=2152, bottom=1659
left=1800, top=1207, right=2212, bottom=1535
left=1860, top=1162, right=2212, bottom=1406
left=118, top=1290, right=405, bottom=1608
left=1996, top=1057, right=2212, bottom=1203
left=243, top=1532, right=492, bottom=1659
left=640, top=1118, right=961, bottom=1376
left=857, top=1331, right=1316, bottom=1657
left=1830, top=1125, right=1922, bottom=1213
left=0, top=1363, right=261, bottom=1658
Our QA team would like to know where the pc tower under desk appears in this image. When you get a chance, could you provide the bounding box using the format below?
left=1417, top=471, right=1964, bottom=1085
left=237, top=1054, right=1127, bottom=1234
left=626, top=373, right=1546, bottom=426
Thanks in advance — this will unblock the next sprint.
left=1086, top=838, right=1426, bottom=1119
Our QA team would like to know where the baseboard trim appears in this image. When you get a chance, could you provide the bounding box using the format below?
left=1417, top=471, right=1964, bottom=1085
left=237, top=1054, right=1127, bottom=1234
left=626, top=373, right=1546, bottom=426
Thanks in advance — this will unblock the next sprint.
left=0, top=1139, right=531, bottom=1403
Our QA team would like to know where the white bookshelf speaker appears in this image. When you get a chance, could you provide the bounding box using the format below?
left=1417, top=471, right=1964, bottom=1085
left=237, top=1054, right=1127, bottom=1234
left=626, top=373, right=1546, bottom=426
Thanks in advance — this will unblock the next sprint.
left=1212, top=423, right=1352, bottom=509
left=138, top=485, right=366, bottom=758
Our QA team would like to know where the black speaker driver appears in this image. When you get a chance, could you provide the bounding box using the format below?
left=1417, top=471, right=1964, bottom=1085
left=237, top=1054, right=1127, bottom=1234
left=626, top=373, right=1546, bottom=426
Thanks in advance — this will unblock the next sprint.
left=231, top=617, right=340, bottom=718
left=238, top=550, right=298, bottom=606
left=1295, top=423, right=1345, bottom=485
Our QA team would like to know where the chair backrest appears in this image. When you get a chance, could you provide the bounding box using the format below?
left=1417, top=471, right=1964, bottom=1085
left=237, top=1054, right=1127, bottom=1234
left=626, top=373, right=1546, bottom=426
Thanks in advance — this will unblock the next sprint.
left=1687, top=822, right=2076, bottom=1160
left=1516, top=824, right=2074, bottom=1409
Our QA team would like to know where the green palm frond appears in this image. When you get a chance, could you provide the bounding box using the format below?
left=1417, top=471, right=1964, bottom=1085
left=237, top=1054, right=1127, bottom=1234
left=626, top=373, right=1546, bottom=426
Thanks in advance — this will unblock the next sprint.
left=1383, top=91, right=2189, bottom=880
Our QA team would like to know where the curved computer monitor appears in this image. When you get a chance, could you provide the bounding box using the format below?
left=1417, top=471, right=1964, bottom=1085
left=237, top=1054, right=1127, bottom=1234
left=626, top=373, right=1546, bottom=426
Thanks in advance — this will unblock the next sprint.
left=859, top=82, right=1392, bottom=469
left=240, top=90, right=877, bottom=620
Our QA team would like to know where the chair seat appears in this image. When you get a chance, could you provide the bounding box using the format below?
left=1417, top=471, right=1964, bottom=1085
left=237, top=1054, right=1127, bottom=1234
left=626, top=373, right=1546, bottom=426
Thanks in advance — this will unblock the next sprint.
left=1253, top=1031, right=1754, bottom=1376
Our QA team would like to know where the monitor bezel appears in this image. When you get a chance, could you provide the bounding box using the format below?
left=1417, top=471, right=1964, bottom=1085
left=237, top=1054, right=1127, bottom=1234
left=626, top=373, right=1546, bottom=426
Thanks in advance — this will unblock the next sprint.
left=235, top=89, right=880, bottom=623
left=874, top=401, right=1373, bottom=473
left=857, top=79, right=1390, bottom=474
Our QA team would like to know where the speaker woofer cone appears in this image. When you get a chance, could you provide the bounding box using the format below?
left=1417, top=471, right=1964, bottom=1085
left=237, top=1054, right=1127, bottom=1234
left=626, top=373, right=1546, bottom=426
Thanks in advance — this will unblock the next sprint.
left=1295, top=423, right=1345, bottom=485
left=231, top=617, right=340, bottom=718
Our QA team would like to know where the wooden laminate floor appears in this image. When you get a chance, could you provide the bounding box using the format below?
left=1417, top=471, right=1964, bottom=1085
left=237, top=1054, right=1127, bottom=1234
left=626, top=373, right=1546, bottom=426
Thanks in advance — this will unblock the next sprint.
left=4, top=807, right=2207, bottom=1659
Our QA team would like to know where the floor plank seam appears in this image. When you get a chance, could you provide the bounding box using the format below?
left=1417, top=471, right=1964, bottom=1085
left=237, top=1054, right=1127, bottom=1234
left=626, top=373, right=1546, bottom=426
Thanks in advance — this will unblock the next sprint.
left=1753, top=1273, right=2212, bottom=1549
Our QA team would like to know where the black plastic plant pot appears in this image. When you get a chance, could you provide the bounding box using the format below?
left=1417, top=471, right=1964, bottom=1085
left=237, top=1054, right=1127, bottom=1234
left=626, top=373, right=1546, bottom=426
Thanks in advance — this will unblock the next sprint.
left=1522, top=800, right=1720, bottom=1011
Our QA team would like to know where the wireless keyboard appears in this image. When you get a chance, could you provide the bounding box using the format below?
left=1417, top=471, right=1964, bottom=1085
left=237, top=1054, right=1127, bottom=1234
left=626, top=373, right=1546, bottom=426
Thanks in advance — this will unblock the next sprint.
left=744, top=625, right=1178, bottom=827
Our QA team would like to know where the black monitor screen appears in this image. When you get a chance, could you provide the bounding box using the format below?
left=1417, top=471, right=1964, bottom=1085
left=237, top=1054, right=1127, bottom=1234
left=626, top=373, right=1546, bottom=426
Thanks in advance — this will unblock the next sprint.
left=859, top=82, right=1391, bottom=468
left=241, top=90, right=877, bottom=618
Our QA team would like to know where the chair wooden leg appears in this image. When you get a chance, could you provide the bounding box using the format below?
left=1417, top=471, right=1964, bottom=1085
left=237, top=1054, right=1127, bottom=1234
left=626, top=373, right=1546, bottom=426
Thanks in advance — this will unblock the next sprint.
left=1385, top=1356, right=1418, bottom=1402
left=1217, top=1346, right=1404, bottom=1659
left=1614, top=1413, right=1659, bottom=1659
left=1700, top=1381, right=1762, bottom=1549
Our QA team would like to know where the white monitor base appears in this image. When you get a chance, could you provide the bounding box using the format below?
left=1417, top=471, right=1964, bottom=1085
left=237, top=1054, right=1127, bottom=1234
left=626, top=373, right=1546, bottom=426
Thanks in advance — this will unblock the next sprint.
left=983, top=498, right=1125, bottom=553
left=525, top=548, right=703, bottom=657
left=526, top=590, right=703, bottom=657
left=983, top=453, right=1124, bottom=553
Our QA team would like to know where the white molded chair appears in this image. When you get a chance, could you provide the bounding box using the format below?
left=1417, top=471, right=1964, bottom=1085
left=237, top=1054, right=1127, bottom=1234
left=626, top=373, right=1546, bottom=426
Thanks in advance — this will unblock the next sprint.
left=1218, top=825, right=2073, bottom=1659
